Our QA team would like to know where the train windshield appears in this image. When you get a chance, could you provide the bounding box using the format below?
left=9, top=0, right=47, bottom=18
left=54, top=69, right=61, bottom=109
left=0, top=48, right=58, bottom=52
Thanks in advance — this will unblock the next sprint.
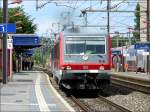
left=66, top=41, right=84, bottom=54
left=86, top=41, right=105, bottom=54
left=66, top=39, right=105, bottom=54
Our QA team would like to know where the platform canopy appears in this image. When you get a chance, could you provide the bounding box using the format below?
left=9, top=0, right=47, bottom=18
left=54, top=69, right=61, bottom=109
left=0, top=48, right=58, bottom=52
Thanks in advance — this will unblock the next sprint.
left=11, top=34, right=41, bottom=53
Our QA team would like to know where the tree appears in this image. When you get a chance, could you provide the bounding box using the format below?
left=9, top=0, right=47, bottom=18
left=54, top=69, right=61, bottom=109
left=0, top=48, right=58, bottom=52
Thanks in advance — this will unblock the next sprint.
left=133, top=3, right=140, bottom=42
left=111, top=35, right=131, bottom=48
left=0, top=6, right=37, bottom=33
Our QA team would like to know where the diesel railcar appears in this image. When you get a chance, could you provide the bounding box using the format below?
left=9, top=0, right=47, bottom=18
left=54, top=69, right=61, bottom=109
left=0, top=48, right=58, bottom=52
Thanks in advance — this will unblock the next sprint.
left=50, top=27, right=111, bottom=89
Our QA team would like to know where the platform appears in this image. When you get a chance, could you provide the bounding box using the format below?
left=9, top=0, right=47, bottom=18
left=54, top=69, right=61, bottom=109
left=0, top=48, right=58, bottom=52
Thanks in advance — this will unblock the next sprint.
left=0, top=71, right=75, bottom=112
left=111, top=71, right=150, bottom=80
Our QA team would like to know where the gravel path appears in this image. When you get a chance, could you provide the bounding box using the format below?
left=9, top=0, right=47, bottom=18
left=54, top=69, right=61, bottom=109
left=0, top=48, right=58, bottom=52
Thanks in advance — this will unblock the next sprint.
left=106, top=91, right=150, bottom=112
left=80, top=98, right=120, bottom=112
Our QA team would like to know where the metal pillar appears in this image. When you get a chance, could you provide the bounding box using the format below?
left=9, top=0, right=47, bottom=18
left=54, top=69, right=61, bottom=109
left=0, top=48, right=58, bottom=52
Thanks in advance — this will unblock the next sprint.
left=107, top=0, right=110, bottom=33
left=8, top=36, right=13, bottom=81
left=2, top=0, right=8, bottom=84
left=20, top=53, right=22, bottom=71
left=85, top=12, right=87, bottom=26
left=36, top=0, right=38, bottom=11
left=147, top=0, right=150, bottom=74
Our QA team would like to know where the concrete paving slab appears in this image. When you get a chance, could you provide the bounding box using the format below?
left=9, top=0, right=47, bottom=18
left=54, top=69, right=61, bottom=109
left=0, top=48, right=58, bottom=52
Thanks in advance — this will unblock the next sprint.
left=0, top=71, right=75, bottom=112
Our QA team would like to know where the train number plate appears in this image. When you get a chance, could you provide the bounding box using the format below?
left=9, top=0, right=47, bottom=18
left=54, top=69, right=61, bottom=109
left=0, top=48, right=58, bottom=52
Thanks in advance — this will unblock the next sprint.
left=83, top=66, right=88, bottom=69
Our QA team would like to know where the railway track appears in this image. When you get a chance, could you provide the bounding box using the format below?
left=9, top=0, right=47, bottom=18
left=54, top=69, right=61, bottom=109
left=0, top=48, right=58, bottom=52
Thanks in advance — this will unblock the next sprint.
left=111, top=74, right=150, bottom=94
left=97, top=95, right=132, bottom=112
left=70, top=95, right=132, bottom=112
left=70, top=95, right=91, bottom=112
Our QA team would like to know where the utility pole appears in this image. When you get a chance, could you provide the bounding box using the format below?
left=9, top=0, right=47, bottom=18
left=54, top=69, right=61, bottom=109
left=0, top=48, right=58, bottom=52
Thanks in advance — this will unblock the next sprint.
left=36, top=0, right=38, bottom=11
left=85, top=12, right=87, bottom=26
left=147, top=0, right=150, bottom=74
left=67, top=11, right=70, bottom=26
left=3, top=0, right=8, bottom=84
left=128, top=27, right=132, bottom=45
left=81, top=10, right=88, bottom=26
left=107, top=0, right=110, bottom=33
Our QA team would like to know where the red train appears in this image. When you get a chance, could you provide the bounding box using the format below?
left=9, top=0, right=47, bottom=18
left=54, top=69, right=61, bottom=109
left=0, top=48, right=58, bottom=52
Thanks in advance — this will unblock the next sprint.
left=50, top=27, right=111, bottom=89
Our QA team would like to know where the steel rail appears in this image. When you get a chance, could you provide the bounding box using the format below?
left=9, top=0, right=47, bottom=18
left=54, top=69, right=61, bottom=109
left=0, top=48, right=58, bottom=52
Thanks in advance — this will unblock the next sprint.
left=111, top=77, right=150, bottom=94
left=111, top=75, right=150, bottom=94
left=70, top=95, right=91, bottom=112
left=98, top=95, right=132, bottom=112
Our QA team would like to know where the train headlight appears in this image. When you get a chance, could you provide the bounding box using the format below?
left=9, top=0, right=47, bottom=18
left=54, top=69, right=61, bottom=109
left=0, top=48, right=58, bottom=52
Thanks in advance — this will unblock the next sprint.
left=66, top=66, right=71, bottom=70
left=99, top=66, right=104, bottom=70
left=61, top=66, right=65, bottom=70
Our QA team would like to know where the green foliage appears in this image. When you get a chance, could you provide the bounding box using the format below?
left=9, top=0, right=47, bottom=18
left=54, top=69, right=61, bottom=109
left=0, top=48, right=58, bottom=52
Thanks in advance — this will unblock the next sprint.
left=33, top=38, right=51, bottom=66
left=0, top=6, right=37, bottom=33
left=111, top=36, right=135, bottom=48
left=33, top=51, right=42, bottom=64
left=133, top=3, right=140, bottom=41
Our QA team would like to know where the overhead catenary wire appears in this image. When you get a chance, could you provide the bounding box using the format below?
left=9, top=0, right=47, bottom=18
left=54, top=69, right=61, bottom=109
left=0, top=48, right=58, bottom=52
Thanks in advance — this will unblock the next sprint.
left=35, top=0, right=143, bottom=36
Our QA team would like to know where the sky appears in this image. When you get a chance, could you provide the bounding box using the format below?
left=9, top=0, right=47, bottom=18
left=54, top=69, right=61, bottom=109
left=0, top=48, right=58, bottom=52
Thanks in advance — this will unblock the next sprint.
left=0, top=0, right=139, bottom=37
left=9, top=1, right=67, bottom=36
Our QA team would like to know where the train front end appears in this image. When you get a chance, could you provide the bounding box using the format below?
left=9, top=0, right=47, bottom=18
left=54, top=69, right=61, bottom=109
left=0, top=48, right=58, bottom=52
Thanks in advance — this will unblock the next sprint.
left=59, top=33, right=111, bottom=89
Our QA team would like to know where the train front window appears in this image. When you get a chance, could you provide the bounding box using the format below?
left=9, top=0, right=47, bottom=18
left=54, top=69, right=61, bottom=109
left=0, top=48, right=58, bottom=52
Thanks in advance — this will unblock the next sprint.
left=65, top=38, right=105, bottom=54
left=86, top=41, right=105, bottom=54
left=66, top=40, right=84, bottom=54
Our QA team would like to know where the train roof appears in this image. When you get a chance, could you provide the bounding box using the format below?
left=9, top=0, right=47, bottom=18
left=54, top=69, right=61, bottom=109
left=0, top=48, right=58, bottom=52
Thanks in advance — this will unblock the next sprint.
left=62, top=26, right=107, bottom=37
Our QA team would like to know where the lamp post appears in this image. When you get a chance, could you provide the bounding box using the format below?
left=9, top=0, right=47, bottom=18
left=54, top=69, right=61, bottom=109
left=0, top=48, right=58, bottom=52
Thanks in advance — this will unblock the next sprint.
left=147, top=0, right=150, bottom=74
left=128, top=27, right=133, bottom=45
left=114, top=31, right=119, bottom=47
left=2, top=0, right=22, bottom=84
left=2, top=0, right=8, bottom=84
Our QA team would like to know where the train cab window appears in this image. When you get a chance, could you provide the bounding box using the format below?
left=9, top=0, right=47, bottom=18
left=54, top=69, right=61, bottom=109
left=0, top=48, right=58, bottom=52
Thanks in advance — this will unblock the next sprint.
left=66, top=40, right=84, bottom=54
left=66, top=39, right=105, bottom=54
left=86, top=40, right=105, bottom=54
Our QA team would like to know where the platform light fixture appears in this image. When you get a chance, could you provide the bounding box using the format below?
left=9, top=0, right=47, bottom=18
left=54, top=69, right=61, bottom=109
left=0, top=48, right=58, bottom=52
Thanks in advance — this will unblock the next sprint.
left=16, top=21, right=22, bottom=25
left=16, top=26, right=22, bottom=29
left=9, top=0, right=22, bottom=5
left=13, top=12, right=23, bottom=17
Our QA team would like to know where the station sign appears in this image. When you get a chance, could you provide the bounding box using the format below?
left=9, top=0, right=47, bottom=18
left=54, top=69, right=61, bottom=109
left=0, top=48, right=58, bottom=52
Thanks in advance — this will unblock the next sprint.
left=137, top=49, right=144, bottom=54
left=142, top=52, right=149, bottom=56
left=7, top=39, right=13, bottom=49
left=111, top=50, right=121, bottom=55
left=134, top=43, right=150, bottom=50
left=0, top=23, right=16, bottom=33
